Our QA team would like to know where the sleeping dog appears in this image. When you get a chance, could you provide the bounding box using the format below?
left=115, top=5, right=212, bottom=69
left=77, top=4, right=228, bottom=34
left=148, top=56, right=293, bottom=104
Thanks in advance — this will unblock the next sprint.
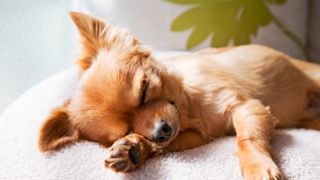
left=38, top=12, right=320, bottom=180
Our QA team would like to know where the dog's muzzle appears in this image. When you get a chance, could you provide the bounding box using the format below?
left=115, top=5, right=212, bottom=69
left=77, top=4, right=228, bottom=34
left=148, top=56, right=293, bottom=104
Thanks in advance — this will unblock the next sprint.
left=152, top=120, right=172, bottom=142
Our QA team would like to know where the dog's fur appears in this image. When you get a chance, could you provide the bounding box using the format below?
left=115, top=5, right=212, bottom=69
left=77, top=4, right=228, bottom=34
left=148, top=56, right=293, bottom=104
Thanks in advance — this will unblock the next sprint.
left=38, top=12, right=320, bottom=180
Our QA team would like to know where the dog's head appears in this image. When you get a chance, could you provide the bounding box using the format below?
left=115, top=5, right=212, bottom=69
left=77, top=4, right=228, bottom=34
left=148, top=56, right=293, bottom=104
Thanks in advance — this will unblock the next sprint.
left=38, top=12, right=184, bottom=152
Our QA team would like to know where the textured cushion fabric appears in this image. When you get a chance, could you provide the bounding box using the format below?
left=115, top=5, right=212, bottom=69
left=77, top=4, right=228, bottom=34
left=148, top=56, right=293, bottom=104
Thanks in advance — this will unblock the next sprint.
left=1, top=52, right=320, bottom=180
left=75, top=0, right=308, bottom=59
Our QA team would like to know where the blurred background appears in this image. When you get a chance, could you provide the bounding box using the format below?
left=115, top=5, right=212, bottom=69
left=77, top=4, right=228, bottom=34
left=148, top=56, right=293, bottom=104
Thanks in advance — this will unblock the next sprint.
left=0, top=0, right=320, bottom=113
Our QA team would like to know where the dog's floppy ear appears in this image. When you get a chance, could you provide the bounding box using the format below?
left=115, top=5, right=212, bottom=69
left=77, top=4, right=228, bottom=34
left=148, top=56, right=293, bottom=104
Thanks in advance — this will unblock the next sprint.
left=69, top=12, right=108, bottom=70
left=38, top=106, right=79, bottom=152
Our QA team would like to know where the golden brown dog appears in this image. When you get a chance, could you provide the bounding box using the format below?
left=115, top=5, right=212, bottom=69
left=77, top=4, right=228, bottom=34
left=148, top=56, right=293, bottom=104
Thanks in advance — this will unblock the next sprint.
left=38, top=12, right=320, bottom=180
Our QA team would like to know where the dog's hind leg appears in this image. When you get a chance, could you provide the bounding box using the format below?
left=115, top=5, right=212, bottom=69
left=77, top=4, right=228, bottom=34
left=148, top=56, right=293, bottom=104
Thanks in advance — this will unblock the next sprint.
left=299, top=93, right=320, bottom=131
left=290, top=59, right=320, bottom=131
left=299, top=117, right=320, bottom=130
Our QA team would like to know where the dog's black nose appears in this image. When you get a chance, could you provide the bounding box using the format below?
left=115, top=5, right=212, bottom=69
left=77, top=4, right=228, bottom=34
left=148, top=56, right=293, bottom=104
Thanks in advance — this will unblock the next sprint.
left=152, top=120, right=172, bottom=142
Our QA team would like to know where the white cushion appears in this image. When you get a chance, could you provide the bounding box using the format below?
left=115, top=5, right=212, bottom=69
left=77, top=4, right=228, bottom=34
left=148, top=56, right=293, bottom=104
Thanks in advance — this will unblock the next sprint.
left=1, top=52, right=320, bottom=180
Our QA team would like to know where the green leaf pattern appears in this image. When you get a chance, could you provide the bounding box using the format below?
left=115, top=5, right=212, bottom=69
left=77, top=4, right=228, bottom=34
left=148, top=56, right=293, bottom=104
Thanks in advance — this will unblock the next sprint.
left=165, top=0, right=306, bottom=56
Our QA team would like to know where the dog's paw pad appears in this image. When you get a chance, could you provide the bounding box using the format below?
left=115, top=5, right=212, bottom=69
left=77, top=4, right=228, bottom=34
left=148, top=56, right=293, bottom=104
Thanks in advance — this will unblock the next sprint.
left=109, top=160, right=127, bottom=170
left=118, top=140, right=129, bottom=145
left=105, top=136, right=146, bottom=172
left=129, top=145, right=140, bottom=164
left=110, top=149, right=125, bottom=158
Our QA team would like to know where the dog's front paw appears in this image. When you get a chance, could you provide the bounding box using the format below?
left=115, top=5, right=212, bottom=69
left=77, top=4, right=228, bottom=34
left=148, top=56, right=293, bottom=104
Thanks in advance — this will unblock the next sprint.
left=241, top=160, right=283, bottom=180
left=105, top=133, right=158, bottom=172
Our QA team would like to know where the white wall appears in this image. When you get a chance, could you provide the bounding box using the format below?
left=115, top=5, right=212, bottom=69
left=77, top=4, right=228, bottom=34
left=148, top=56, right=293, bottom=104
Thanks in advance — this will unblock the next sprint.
left=0, top=0, right=76, bottom=113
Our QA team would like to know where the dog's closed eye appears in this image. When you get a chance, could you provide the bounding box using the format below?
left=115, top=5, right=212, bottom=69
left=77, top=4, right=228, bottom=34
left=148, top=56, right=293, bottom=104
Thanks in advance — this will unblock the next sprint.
left=140, top=79, right=148, bottom=106
left=169, top=100, right=176, bottom=107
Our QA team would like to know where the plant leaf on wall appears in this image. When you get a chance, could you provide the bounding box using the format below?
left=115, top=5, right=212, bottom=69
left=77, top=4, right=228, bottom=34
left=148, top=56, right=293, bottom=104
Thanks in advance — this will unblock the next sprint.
left=165, top=0, right=201, bottom=5
left=166, top=0, right=306, bottom=56
left=169, top=0, right=273, bottom=48
left=266, top=0, right=286, bottom=4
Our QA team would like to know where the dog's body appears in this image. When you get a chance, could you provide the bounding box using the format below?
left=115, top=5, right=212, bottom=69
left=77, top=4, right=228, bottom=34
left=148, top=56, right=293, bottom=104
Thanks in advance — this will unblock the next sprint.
left=161, top=46, right=318, bottom=132
left=38, top=12, right=320, bottom=180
